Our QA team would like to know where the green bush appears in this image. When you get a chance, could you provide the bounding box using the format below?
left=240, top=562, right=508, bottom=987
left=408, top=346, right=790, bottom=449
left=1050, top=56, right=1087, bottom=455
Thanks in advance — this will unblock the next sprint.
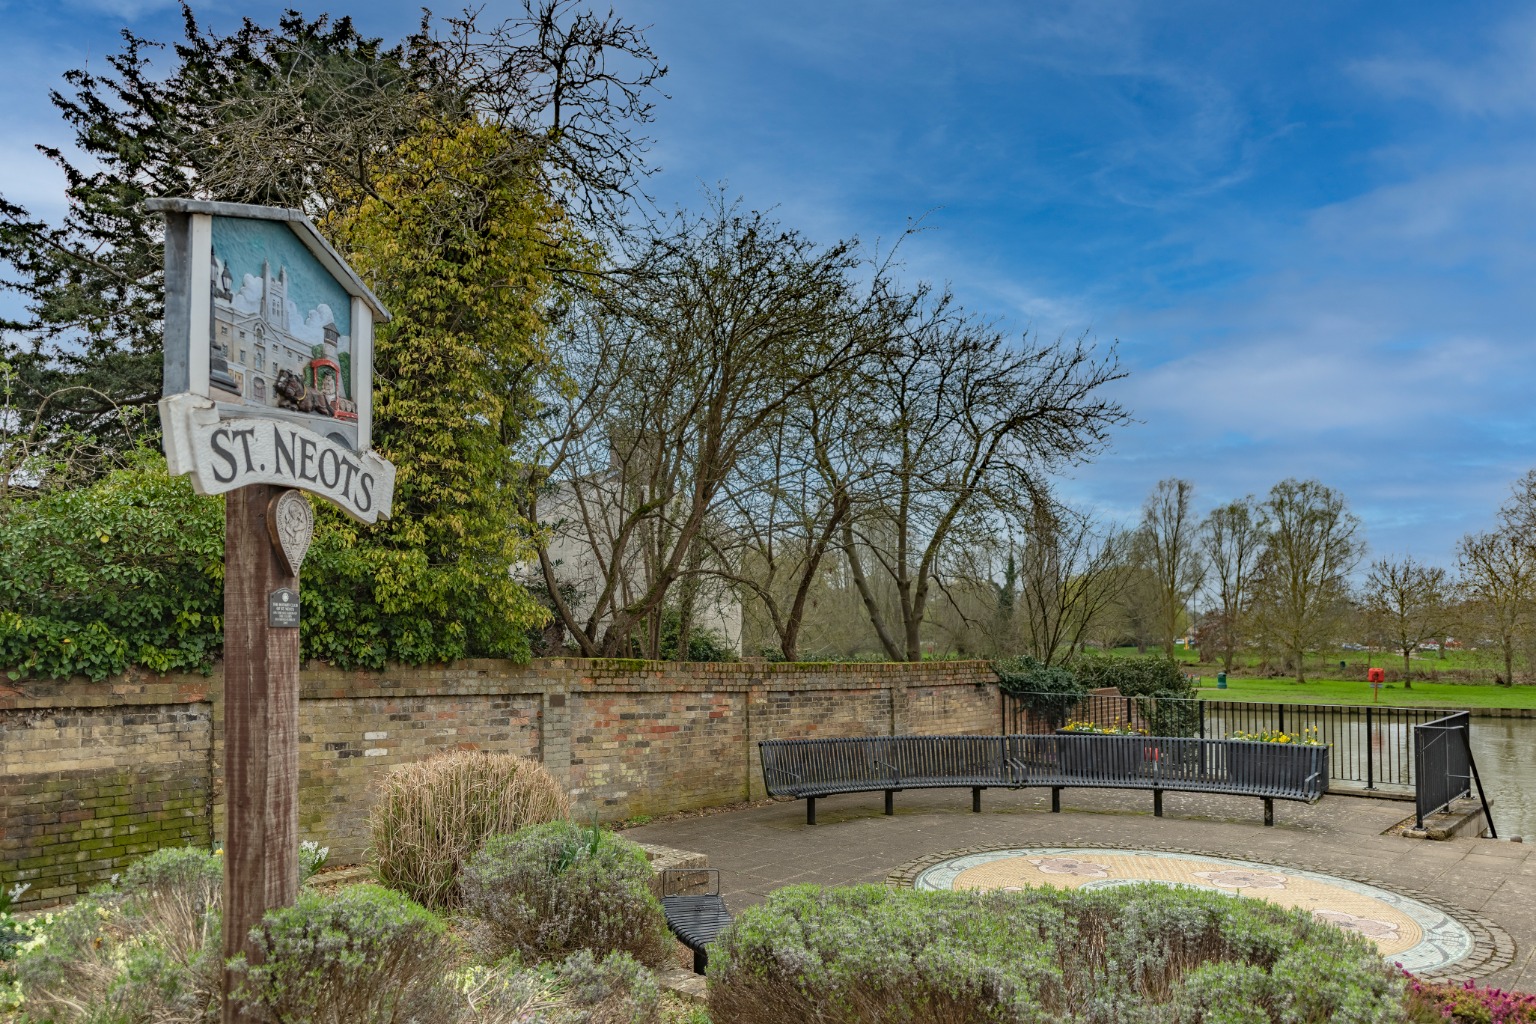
left=458, top=821, right=672, bottom=967
left=14, top=846, right=224, bottom=1023
left=993, top=656, right=1086, bottom=728
left=0, top=456, right=225, bottom=681
left=0, top=458, right=550, bottom=680
left=371, top=751, right=570, bottom=908
left=1070, top=653, right=1194, bottom=699
left=229, top=884, right=460, bottom=1024
left=707, top=884, right=1403, bottom=1024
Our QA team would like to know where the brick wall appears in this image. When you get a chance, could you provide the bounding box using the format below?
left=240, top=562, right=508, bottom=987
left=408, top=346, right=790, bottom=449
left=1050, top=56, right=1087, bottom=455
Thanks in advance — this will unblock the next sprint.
left=1, top=658, right=999, bottom=907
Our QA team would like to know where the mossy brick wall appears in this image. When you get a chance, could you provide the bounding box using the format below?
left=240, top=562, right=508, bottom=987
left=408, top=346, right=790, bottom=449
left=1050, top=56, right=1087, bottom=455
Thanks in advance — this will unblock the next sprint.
left=1, top=677, right=215, bottom=906
left=1, top=659, right=999, bottom=907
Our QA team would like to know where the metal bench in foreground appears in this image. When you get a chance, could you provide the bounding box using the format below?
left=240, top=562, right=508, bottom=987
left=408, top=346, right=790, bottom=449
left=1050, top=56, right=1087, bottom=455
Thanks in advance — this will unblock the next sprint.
left=659, top=869, right=732, bottom=975
left=759, top=734, right=1328, bottom=826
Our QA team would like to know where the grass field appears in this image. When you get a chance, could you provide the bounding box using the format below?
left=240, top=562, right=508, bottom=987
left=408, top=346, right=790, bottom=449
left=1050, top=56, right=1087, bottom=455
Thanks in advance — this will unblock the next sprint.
left=1193, top=675, right=1536, bottom=709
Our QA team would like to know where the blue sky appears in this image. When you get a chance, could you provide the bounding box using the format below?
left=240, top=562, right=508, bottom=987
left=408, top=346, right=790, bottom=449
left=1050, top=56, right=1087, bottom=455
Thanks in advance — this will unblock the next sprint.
left=3, top=0, right=1535, bottom=573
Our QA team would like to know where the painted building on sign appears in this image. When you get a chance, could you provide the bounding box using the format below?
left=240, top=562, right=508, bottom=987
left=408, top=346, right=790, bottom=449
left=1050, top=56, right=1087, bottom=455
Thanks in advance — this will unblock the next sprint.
left=207, top=217, right=357, bottom=423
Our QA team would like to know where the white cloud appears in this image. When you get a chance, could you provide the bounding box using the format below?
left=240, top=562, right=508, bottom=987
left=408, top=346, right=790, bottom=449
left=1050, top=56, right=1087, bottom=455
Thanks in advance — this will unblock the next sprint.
left=1352, top=10, right=1536, bottom=117
left=59, top=0, right=178, bottom=21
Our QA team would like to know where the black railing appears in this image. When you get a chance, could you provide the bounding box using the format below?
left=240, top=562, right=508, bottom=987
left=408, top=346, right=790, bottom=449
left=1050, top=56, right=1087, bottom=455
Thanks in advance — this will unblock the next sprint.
left=1002, top=692, right=1454, bottom=789
left=1414, top=712, right=1495, bottom=836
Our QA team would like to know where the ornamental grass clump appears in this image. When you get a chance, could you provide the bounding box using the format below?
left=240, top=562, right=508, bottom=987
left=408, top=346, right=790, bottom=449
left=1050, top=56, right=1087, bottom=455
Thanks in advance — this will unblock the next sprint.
left=371, top=750, right=570, bottom=908
left=229, top=884, right=460, bottom=1024
left=458, top=821, right=672, bottom=967
left=707, top=883, right=1404, bottom=1024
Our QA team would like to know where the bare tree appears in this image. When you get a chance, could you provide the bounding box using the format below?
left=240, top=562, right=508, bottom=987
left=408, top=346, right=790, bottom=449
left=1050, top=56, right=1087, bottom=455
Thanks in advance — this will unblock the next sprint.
left=1136, top=478, right=1206, bottom=656
left=839, top=293, right=1128, bottom=662
left=196, top=2, right=667, bottom=229
left=1200, top=496, right=1269, bottom=673
left=1458, top=530, right=1535, bottom=686
left=1364, top=555, right=1455, bottom=689
left=1250, top=479, right=1364, bottom=683
left=525, top=201, right=870, bottom=657
left=1015, top=498, right=1129, bottom=666
left=705, top=397, right=856, bottom=661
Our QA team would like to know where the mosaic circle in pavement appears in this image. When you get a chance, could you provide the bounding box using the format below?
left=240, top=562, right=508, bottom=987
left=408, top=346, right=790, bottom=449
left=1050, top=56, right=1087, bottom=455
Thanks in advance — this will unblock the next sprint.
left=913, top=847, right=1475, bottom=973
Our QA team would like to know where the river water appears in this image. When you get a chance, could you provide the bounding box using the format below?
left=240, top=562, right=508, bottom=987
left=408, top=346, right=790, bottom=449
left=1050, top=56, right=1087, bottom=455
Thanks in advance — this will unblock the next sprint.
left=1197, top=704, right=1535, bottom=839
left=1466, top=718, right=1535, bottom=841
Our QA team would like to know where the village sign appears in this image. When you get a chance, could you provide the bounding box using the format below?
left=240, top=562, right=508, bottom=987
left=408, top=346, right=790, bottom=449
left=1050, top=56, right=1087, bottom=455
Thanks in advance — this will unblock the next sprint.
left=149, top=198, right=395, bottom=522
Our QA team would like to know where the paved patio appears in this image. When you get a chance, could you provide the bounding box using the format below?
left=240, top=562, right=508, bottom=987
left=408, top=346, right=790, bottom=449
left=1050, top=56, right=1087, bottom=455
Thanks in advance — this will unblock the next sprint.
left=627, top=786, right=1536, bottom=992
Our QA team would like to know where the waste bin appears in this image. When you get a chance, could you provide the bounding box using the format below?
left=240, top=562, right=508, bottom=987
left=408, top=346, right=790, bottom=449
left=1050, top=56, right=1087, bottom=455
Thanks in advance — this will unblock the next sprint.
left=1217, top=672, right=1227, bottom=689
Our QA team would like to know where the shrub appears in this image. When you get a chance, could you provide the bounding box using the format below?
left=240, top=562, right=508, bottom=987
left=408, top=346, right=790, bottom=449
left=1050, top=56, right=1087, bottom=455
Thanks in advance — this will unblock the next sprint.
left=707, top=883, right=1403, bottom=1024
left=1070, top=653, right=1193, bottom=699
left=0, top=881, right=33, bottom=961
left=1070, top=653, right=1199, bottom=736
left=554, top=949, right=660, bottom=1024
left=230, top=884, right=460, bottom=1024
left=993, top=656, right=1086, bottom=728
left=458, top=821, right=672, bottom=967
left=0, top=456, right=225, bottom=681
left=372, top=751, right=570, bottom=908
left=14, top=846, right=224, bottom=1023
left=455, top=961, right=558, bottom=1024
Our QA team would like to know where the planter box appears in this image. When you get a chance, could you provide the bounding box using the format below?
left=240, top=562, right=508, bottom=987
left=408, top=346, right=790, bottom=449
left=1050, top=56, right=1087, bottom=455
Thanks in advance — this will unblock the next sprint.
left=1226, top=741, right=1328, bottom=795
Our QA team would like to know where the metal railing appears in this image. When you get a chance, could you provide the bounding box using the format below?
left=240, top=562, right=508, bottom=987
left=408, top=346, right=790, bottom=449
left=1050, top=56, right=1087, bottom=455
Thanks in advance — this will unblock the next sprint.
left=1002, top=691, right=1455, bottom=789
left=1413, top=711, right=1495, bottom=836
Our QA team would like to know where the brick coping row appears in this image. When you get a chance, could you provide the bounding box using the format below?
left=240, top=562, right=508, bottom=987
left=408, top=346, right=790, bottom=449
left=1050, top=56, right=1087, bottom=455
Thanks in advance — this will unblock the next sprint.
left=883, top=843, right=1514, bottom=983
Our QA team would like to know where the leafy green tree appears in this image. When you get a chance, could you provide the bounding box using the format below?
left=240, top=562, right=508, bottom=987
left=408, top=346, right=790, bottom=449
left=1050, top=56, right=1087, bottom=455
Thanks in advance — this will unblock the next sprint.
left=0, top=11, right=421, bottom=464
left=0, top=4, right=665, bottom=673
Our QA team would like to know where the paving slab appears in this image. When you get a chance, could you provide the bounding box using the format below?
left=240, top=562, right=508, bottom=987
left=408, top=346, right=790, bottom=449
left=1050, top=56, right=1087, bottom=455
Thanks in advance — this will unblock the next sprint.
left=627, top=786, right=1534, bottom=991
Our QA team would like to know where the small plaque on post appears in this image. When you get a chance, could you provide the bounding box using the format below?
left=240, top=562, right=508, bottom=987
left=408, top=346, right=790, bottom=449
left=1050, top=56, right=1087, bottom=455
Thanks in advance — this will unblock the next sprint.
left=268, top=588, right=300, bottom=628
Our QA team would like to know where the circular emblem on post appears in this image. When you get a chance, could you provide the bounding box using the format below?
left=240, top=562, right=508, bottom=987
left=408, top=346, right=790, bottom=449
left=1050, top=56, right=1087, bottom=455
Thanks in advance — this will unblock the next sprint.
left=266, top=489, right=315, bottom=576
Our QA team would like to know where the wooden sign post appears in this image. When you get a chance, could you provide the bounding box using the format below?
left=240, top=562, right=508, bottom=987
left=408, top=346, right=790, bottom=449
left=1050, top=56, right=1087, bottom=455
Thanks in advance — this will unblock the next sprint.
left=149, top=199, right=392, bottom=1023
left=222, top=484, right=301, bottom=1015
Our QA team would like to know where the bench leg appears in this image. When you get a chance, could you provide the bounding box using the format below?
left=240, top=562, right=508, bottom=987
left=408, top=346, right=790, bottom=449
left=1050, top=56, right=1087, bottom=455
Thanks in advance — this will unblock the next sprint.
left=885, top=790, right=894, bottom=816
left=972, top=787, right=982, bottom=813
left=693, top=946, right=707, bottom=975
left=1263, top=797, right=1274, bottom=827
left=807, top=797, right=816, bottom=826
left=1153, top=789, right=1163, bottom=817
left=1051, top=787, right=1061, bottom=813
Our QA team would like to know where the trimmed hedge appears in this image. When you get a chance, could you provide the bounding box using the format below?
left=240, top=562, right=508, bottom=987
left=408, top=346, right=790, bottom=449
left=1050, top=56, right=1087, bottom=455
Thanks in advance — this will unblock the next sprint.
left=708, top=883, right=1404, bottom=1024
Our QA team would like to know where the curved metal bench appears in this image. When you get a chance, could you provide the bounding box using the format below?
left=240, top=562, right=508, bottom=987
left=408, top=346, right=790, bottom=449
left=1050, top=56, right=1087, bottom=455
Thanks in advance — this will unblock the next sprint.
left=760, top=734, right=1327, bottom=826
left=659, top=869, right=732, bottom=975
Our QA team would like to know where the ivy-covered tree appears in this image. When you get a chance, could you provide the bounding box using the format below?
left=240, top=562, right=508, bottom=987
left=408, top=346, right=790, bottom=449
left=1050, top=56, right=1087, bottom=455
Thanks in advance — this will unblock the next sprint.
left=306, top=119, right=576, bottom=664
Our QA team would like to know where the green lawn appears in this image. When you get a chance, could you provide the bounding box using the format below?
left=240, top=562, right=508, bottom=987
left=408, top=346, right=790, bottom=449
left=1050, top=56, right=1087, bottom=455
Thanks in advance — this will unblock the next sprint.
left=1194, top=675, right=1536, bottom=709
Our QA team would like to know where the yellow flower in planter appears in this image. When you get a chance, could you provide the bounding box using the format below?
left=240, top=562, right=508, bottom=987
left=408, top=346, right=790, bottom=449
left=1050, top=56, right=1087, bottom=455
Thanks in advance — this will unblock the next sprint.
left=1229, top=726, right=1324, bottom=745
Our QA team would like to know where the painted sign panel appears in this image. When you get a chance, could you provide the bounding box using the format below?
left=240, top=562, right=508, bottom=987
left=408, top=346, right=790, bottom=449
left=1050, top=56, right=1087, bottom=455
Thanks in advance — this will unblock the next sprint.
left=150, top=199, right=395, bottom=521
left=208, top=216, right=359, bottom=430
